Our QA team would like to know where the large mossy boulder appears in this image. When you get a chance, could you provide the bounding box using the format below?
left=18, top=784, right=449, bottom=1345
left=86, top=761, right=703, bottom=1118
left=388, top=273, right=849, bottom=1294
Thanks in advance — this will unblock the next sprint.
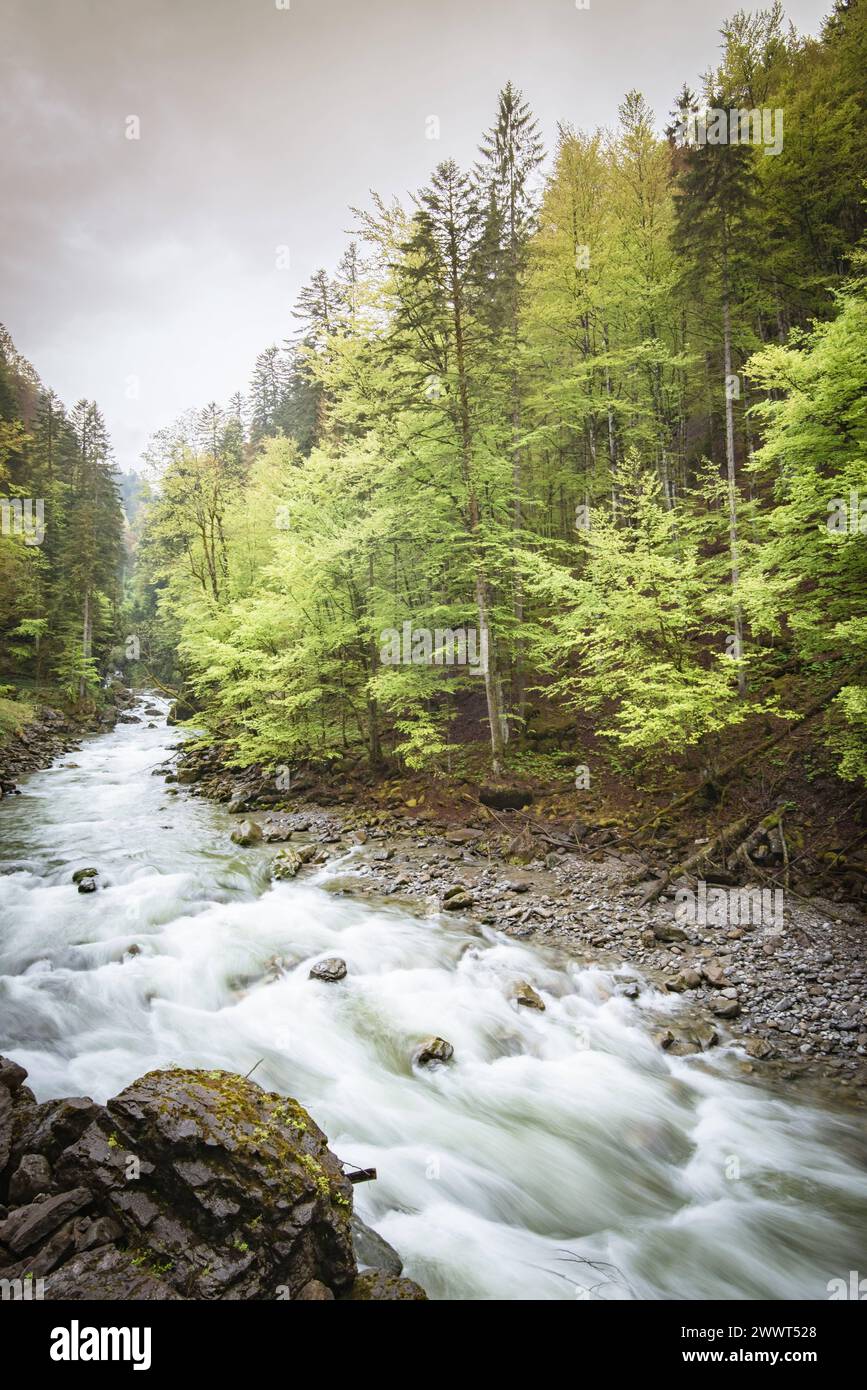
left=0, top=1059, right=427, bottom=1302
left=53, top=1068, right=358, bottom=1300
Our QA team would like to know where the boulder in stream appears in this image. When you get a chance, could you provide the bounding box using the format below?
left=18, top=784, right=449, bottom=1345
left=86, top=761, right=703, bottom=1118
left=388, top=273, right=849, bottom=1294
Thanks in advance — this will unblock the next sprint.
left=413, top=1036, right=454, bottom=1067
left=0, top=1054, right=428, bottom=1302
left=271, top=848, right=303, bottom=879
left=230, top=818, right=262, bottom=846
left=309, top=957, right=347, bottom=982
left=510, top=981, right=546, bottom=1011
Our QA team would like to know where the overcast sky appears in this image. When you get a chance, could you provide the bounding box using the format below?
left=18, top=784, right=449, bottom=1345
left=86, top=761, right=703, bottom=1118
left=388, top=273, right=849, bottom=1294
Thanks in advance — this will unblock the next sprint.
left=0, top=0, right=832, bottom=472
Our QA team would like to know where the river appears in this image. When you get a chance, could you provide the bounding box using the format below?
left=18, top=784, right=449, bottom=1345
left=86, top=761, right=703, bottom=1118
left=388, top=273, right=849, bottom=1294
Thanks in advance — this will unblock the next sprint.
left=1, top=695, right=865, bottom=1300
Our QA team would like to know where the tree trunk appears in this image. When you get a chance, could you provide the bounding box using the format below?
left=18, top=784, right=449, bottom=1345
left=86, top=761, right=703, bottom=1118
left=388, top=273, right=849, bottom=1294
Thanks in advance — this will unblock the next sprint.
left=80, top=590, right=92, bottom=699
left=722, top=247, right=746, bottom=696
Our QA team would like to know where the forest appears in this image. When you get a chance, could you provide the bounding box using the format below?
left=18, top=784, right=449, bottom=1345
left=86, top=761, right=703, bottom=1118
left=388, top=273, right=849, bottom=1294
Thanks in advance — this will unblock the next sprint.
left=2, top=2, right=864, bottom=815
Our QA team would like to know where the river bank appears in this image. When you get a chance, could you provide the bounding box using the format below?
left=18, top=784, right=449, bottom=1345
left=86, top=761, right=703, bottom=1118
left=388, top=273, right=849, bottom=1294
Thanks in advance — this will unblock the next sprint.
left=172, top=736, right=867, bottom=1103
left=0, top=684, right=138, bottom=795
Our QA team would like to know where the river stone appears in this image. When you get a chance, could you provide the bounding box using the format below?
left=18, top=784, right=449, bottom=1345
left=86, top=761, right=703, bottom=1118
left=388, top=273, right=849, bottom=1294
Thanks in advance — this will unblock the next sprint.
left=511, top=981, right=546, bottom=1011
left=71, top=867, right=98, bottom=884
left=272, top=848, right=303, bottom=879
left=77, top=877, right=98, bottom=894
left=230, top=818, right=262, bottom=847
left=413, top=1036, right=454, bottom=1067
left=712, top=998, right=742, bottom=1020
left=665, top=969, right=702, bottom=993
left=8, top=1152, right=52, bottom=1204
left=442, top=890, right=474, bottom=911
left=0, top=1056, right=28, bottom=1094
left=342, top=1271, right=428, bottom=1300
left=309, top=957, right=347, bottom=982
left=52, top=1068, right=356, bottom=1300
left=654, top=922, right=688, bottom=943
left=744, top=1036, right=776, bottom=1059
left=350, top=1214, right=403, bottom=1276
left=702, top=962, right=726, bottom=987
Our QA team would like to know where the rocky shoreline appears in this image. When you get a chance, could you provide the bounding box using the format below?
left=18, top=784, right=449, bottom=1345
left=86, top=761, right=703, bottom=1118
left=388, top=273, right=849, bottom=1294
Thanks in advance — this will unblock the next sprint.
left=0, top=685, right=138, bottom=797
left=170, top=740, right=867, bottom=1104
left=0, top=1057, right=426, bottom=1300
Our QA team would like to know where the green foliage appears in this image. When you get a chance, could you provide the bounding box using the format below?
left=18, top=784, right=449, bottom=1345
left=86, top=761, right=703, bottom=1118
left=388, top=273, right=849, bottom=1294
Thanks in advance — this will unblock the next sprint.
left=128, top=23, right=867, bottom=790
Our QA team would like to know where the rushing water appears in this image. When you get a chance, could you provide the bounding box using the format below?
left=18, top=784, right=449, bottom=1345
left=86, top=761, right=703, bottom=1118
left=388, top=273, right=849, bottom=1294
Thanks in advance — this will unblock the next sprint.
left=1, top=696, right=865, bottom=1300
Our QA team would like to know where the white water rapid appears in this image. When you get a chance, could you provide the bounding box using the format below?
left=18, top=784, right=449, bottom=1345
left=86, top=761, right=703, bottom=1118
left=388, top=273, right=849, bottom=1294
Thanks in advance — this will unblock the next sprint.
left=1, top=697, right=865, bottom=1299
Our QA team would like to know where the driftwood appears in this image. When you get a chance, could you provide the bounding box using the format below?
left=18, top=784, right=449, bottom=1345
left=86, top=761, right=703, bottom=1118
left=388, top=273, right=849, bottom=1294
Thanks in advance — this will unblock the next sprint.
left=635, top=812, right=755, bottom=907
left=346, top=1167, right=377, bottom=1185
left=730, top=808, right=787, bottom=872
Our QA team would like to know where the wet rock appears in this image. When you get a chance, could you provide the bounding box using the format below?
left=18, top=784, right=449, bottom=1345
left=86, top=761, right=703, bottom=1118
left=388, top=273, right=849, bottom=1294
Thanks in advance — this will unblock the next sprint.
left=413, top=1037, right=454, bottom=1067
left=653, top=922, right=688, bottom=944
left=0, top=1187, right=91, bottom=1253
left=350, top=1214, right=403, bottom=1276
left=72, top=867, right=99, bottom=885
left=77, top=877, right=98, bottom=894
left=0, top=1057, right=28, bottom=1094
left=73, top=1215, right=123, bottom=1252
left=711, top=998, right=741, bottom=1019
left=271, top=848, right=302, bottom=879
left=654, top=1022, right=718, bottom=1054
left=666, top=969, right=702, bottom=993
left=53, top=1068, right=356, bottom=1300
left=511, top=981, right=546, bottom=1011
left=702, top=962, right=726, bottom=987
left=744, top=1036, right=776, bottom=1060
left=44, top=1245, right=185, bottom=1301
left=342, top=1271, right=428, bottom=1300
left=12, top=1096, right=105, bottom=1167
left=8, top=1153, right=52, bottom=1204
left=689, top=1021, right=720, bottom=1051
left=296, top=1278, right=335, bottom=1299
left=309, top=957, right=347, bottom=982
left=0, top=1086, right=12, bottom=1175
left=230, top=819, right=262, bottom=847
left=442, top=888, right=473, bottom=911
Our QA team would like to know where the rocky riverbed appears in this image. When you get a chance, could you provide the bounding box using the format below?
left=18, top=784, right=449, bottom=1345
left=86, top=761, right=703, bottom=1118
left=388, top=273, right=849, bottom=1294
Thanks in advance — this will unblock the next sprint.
left=172, top=744, right=867, bottom=1104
